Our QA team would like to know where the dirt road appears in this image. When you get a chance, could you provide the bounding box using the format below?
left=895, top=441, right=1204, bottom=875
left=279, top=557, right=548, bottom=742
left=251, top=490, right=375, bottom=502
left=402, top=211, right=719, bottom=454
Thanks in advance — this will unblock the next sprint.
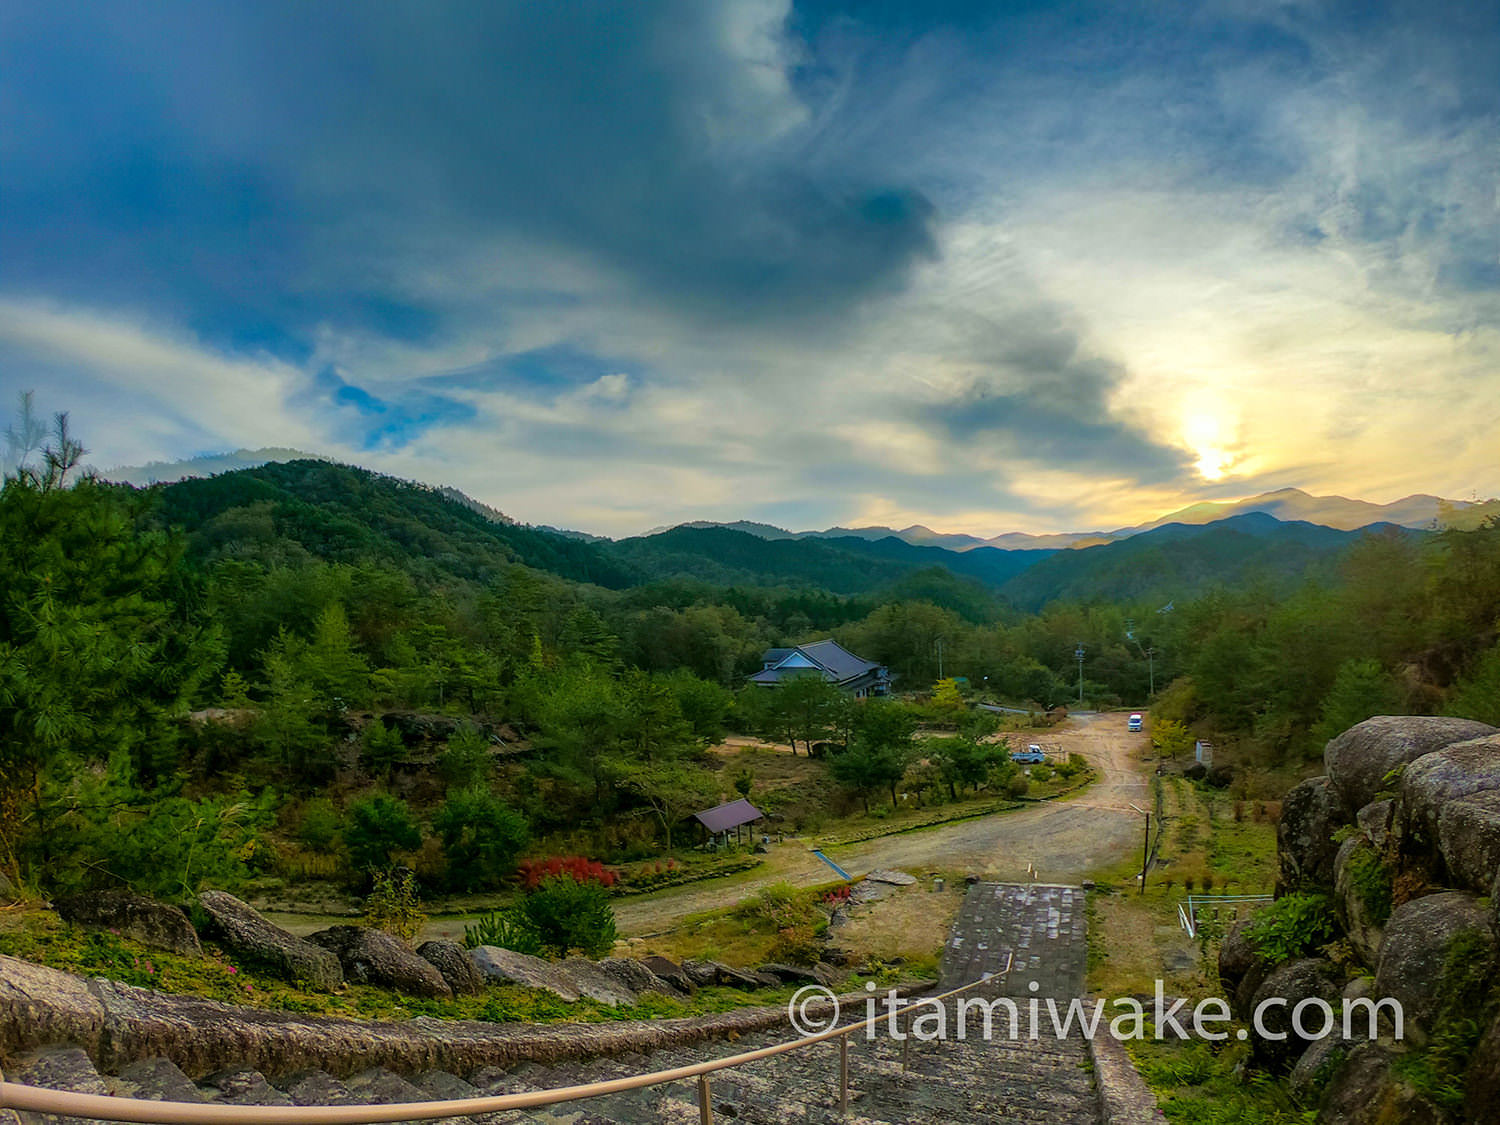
left=609, top=711, right=1152, bottom=937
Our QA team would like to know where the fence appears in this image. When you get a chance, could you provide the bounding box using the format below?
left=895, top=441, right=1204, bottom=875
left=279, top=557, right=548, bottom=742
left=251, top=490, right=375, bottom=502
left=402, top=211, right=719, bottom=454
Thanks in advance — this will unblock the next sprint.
left=1176, top=893, right=1273, bottom=939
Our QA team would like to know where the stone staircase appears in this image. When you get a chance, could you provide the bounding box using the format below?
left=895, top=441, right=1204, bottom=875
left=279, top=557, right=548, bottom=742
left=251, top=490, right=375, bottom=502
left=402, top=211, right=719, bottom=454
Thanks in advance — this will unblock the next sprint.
left=3, top=882, right=1113, bottom=1124
left=5, top=995, right=1097, bottom=1125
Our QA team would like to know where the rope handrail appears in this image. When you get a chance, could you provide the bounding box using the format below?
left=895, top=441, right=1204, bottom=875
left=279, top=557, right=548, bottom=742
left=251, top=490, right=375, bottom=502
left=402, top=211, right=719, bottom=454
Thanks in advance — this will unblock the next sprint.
left=0, top=956, right=1013, bottom=1124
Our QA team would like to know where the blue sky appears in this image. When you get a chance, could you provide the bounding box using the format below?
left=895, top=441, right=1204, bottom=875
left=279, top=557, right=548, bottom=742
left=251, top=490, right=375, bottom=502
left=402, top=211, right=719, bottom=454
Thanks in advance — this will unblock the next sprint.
left=1, top=0, right=1496, bottom=535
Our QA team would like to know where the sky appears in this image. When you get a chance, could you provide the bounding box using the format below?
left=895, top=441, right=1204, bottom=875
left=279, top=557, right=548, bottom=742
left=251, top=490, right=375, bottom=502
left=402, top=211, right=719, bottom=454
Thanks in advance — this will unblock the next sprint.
left=1, top=0, right=1497, bottom=537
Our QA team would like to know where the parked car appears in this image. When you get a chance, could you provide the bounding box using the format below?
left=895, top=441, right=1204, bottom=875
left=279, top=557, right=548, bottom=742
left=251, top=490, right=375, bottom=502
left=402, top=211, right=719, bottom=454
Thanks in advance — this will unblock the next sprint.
left=1011, top=744, right=1047, bottom=764
left=1127, top=713, right=1143, bottom=732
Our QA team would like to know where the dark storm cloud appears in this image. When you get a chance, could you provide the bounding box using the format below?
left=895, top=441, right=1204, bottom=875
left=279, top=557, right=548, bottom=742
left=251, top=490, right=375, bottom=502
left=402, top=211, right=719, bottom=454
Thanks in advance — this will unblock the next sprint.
left=924, top=311, right=1192, bottom=483
left=0, top=1, right=936, bottom=336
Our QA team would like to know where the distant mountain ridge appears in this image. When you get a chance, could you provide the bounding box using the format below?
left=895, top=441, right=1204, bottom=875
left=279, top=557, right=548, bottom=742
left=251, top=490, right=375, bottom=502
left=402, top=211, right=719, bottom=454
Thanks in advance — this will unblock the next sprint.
left=664, top=487, right=1494, bottom=550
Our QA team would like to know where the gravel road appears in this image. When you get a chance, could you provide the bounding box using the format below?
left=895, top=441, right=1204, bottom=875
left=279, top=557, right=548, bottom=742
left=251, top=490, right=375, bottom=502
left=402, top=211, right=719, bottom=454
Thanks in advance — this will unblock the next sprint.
left=610, top=711, right=1152, bottom=937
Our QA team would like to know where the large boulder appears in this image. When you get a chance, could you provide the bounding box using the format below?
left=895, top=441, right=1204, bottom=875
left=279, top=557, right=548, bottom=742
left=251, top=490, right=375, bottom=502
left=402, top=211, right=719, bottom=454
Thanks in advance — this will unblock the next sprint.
left=1325, top=716, right=1497, bottom=818
left=1465, top=1011, right=1500, bottom=1120
left=1247, top=958, right=1347, bottom=1070
left=54, top=891, right=201, bottom=956
left=558, top=958, right=640, bottom=1006
left=416, top=940, right=483, bottom=997
left=680, top=959, right=778, bottom=989
left=1321, top=1042, right=1452, bottom=1125
left=306, top=926, right=451, bottom=999
left=197, top=891, right=342, bottom=990
left=1218, top=918, right=1274, bottom=1020
left=597, top=958, right=674, bottom=998
left=1375, top=891, right=1496, bottom=1033
left=469, top=946, right=580, bottom=1002
left=1356, top=800, right=1395, bottom=852
left=1277, top=777, right=1342, bottom=893
left=1333, top=837, right=1390, bottom=969
left=1400, top=734, right=1500, bottom=849
left=640, top=955, right=694, bottom=994
left=1437, top=790, right=1500, bottom=894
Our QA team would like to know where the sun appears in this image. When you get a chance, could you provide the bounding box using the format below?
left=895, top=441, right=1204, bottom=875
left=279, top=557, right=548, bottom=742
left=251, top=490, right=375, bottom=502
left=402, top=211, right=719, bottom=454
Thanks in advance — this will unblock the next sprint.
left=1183, top=412, right=1231, bottom=481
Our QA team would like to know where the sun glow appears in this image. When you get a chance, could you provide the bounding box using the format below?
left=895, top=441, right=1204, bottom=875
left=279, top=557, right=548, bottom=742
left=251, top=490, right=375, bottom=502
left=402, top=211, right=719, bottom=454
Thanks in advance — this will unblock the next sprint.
left=1183, top=411, right=1231, bottom=481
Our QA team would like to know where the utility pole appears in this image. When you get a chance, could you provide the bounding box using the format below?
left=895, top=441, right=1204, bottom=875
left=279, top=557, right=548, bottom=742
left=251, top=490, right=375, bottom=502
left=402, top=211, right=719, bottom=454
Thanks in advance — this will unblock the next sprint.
left=1146, top=646, right=1156, bottom=696
left=936, top=637, right=945, bottom=681
left=1130, top=802, right=1151, bottom=894
left=1141, top=811, right=1150, bottom=894
left=1074, top=644, right=1085, bottom=705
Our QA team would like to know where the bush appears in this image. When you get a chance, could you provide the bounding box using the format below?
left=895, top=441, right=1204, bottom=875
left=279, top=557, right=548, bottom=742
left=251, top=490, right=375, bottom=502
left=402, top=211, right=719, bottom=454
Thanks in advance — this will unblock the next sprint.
left=436, top=724, right=491, bottom=789
left=296, top=798, right=342, bottom=854
left=519, top=875, right=618, bottom=958
left=1030, top=763, right=1053, bottom=783
left=344, top=794, right=421, bottom=875
left=463, top=909, right=542, bottom=955
left=517, top=855, right=616, bottom=890
left=1245, top=891, right=1336, bottom=965
left=361, top=720, right=406, bottom=775
left=362, top=866, right=426, bottom=943
left=737, top=882, right=805, bottom=929
left=432, top=787, right=529, bottom=892
left=1005, top=773, right=1030, bottom=798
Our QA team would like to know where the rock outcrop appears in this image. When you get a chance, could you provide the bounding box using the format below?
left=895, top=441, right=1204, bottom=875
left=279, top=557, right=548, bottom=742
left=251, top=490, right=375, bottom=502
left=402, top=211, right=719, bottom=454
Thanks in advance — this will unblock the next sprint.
left=1374, top=892, right=1496, bottom=1033
left=1277, top=777, right=1342, bottom=893
left=53, top=891, right=202, bottom=957
left=415, top=940, right=484, bottom=997
left=1242, top=713, right=1500, bottom=1122
left=1324, top=716, right=1497, bottom=818
left=197, top=891, right=343, bottom=991
left=306, top=926, right=451, bottom=999
left=1399, top=734, right=1500, bottom=848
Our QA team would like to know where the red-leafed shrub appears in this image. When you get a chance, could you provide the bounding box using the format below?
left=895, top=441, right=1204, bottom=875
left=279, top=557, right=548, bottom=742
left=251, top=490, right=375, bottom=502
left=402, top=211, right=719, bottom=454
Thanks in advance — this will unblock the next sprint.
left=516, top=855, right=617, bottom=890
left=821, top=885, right=852, bottom=906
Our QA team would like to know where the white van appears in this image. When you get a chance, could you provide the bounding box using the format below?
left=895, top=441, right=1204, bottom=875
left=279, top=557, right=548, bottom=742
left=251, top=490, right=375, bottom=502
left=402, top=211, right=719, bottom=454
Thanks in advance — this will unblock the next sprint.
left=1127, top=713, right=1143, bottom=732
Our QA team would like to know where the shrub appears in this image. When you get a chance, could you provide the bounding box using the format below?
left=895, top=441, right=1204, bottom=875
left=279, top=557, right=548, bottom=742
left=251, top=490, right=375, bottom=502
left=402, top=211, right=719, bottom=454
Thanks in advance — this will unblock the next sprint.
left=767, top=924, right=823, bottom=966
left=517, top=855, right=616, bottom=890
left=519, top=875, right=618, bottom=958
left=436, top=724, right=491, bottom=790
left=361, top=720, right=406, bottom=776
left=1346, top=844, right=1394, bottom=926
left=737, top=882, right=805, bottom=929
left=1245, top=891, right=1336, bottom=965
left=344, top=794, right=422, bottom=875
left=362, top=866, right=426, bottom=943
left=1030, top=763, right=1053, bottom=783
left=1005, top=773, right=1030, bottom=798
left=296, top=798, right=341, bottom=853
left=433, top=787, right=530, bottom=893
left=463, top=909, right=542, bottom=955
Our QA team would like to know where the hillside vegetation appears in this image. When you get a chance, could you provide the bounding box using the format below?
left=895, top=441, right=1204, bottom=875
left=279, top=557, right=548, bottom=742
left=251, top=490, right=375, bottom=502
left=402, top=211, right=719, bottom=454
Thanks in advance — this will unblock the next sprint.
left=2, top=430, right=1499, bottom=913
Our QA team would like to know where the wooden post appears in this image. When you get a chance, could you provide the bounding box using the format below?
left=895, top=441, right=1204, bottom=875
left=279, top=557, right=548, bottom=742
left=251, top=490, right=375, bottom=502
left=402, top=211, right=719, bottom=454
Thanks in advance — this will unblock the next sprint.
left=698, top=1074, right=712, bottom=1124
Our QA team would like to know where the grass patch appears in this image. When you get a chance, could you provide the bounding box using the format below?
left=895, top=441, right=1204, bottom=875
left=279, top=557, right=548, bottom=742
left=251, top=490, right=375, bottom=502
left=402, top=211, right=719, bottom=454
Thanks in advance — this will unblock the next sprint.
left=0, top=907, right=816, bottom=1024
left=1127, top=1038, right=1311, bottom=1124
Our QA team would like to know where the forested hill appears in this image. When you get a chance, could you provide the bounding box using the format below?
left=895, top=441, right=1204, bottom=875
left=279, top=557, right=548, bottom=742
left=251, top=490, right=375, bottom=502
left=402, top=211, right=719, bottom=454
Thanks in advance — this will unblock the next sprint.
left=603, top=524, right=1048, bottom=600
left=144, top=462, right=1422, bottom=612
left=148, top=460, right=639, bottom=589
left=997, top=512, right=1410, bottom=611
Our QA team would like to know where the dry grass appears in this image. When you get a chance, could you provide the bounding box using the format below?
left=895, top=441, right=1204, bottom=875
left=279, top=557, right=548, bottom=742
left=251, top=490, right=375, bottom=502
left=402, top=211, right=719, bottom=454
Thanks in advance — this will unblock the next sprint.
left=1086, top=776, right=1278, bottom=1002
left=831, top=879, right=964, bottom=974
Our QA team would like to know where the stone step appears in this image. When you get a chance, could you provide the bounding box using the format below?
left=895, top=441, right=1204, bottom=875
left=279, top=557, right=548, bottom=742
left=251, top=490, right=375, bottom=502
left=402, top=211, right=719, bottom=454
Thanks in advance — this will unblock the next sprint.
left=6, top=1046, right=122, bottom=1125
left=198, top=1069, right=293, bottom=1106
left=110, top=1059, right=204, bottom=1104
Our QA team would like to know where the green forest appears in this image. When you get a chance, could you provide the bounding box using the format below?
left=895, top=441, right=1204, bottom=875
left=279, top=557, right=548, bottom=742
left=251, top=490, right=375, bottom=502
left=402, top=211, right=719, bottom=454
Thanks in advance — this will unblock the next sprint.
left=3, top=415, right=1499, bottom=906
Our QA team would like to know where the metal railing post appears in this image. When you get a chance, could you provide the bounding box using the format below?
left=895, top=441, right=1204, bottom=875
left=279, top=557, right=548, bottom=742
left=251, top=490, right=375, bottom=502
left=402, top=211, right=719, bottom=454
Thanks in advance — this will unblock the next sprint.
left=901, top=1008, right=910, bottom=1072
left=838, top=1037, right=849, bottom=1115
left=697, top=1074, right=712, bottom=1125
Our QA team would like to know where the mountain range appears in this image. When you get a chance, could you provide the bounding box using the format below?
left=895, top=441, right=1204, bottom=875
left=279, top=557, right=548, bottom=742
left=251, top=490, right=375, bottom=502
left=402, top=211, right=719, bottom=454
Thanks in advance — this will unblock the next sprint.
left=99, top=456, right=1499, bottom=620
left=102, top=448, right=1496, bottom=550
